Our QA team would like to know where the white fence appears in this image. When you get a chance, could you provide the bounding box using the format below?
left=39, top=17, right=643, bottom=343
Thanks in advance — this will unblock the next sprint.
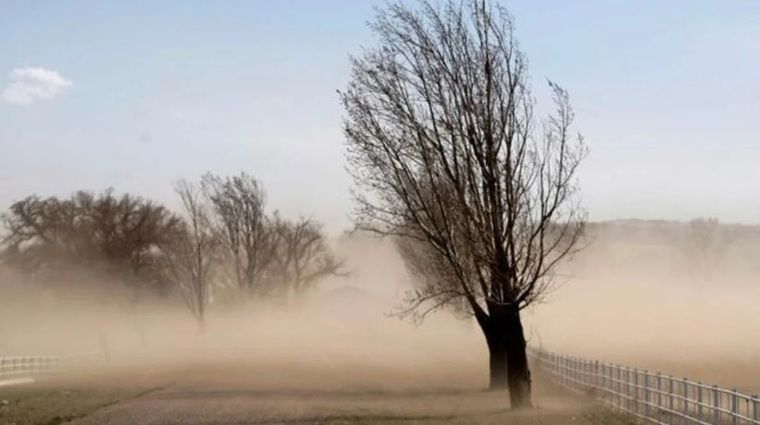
left=529, top=346, right=760, bottom=425
left=0, top=356, right=61, bottom=381
left=0, top=353, right=102, bottom=385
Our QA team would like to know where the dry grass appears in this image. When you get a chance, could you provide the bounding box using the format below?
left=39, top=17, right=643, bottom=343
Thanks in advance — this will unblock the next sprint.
left=0, top=370, right=171, bottom=425
left=0, top=365, right=629, bottom=425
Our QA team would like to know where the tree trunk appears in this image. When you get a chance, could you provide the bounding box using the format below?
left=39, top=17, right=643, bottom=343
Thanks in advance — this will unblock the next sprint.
left=484, top=326, right=509, bottom=390
left=504, top=307, right=532, bottom=409
left=479, top=305, right=533, bottom=408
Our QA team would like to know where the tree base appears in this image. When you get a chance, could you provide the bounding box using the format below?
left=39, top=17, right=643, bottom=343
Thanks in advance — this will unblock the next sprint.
left=482, top=306, right=533, bottom=409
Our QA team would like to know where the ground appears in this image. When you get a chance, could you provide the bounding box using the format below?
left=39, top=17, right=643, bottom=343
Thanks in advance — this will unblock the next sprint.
left=0, top=364, right=633, bottom=425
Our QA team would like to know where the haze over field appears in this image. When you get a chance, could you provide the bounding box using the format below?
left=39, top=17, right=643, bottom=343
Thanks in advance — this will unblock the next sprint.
left=1, top=1, right=759, bottom=424
left=3, top=222, right=759, bottom=393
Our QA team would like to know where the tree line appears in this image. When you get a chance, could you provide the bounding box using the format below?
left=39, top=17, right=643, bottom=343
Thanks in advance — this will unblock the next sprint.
left=0, top=172, right=344, bottom=326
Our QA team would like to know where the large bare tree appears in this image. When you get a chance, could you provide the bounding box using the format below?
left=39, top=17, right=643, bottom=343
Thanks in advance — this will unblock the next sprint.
left=342, top=0, right=586, bottom=408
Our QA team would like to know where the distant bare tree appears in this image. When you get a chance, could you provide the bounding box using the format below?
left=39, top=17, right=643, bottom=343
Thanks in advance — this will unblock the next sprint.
left=201, top=173, right=277, bottom=296
left=271, top=216, right=346, bottom=298
left=683, top=218, right=726, bottom=280
left=342, top=0, right=586, bottom=407
left=162, top=180, right=219, bottom=328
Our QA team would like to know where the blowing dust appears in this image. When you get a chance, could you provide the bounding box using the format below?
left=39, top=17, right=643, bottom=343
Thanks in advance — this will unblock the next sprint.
left=0, top=235, right=485, bottom=391
left=527, top=221, right=760, bottom=392
left=1, top=222, right=759, bottom=393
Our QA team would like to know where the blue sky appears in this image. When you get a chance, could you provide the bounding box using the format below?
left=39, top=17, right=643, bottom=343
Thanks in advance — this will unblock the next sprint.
left=1, top=1, right=759, bottom=232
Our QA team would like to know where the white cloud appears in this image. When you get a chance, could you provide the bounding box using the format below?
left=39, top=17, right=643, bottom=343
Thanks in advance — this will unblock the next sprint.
left=1, top=67, right=72, bottom=106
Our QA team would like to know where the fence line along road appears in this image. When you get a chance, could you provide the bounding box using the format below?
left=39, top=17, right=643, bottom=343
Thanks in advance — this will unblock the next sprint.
left=0, top=353, right=103, bottom=386
left=529, top=346, right=760, bottom=425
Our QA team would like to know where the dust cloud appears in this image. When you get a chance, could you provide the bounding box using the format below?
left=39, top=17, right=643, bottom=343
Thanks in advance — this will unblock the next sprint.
left=2, top=222, right=759, bottom=392
left=526, top=220, right=760, bottom=392
left=0, top=235, right=486, bottom=392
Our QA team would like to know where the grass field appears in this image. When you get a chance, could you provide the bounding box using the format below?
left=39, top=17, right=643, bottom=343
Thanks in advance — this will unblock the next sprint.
left=0, top=364, right=635, bottom=425
left=0, top=369, right=170, bottom=425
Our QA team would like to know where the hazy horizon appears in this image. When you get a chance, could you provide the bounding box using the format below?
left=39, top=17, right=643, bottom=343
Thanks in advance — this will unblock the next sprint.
left=2, top=3, right=759, bottom=422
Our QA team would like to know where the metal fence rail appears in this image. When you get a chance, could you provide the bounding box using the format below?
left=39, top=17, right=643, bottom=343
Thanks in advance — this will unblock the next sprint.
left=529, top=346, right=760, bottom=425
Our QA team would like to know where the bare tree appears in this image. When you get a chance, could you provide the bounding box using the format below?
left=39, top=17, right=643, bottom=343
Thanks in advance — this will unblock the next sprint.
left=201, top=173, right=278, bottom=296
left=682, top=217, right=726, bottom=281
left=341, top=0, right=586, bottom=408
left=162, top=180, right=219, bottom=328
left=270, top=216, right=346, bottom=298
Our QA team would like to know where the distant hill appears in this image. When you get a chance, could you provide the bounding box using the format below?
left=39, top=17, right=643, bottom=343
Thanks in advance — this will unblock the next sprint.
left=586, top=219, right=760, bottom=246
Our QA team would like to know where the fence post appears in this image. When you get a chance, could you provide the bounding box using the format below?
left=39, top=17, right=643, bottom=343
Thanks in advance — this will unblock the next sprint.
left=623, top=366, right=631, bottom=410
left=617, top=366, right=622, bottom=410
left=633, top=368, right=639, bottom=415
left=669, top=376, right=675, bottom=425
left=550, top=353, right=555, bottom=379
left=573, top=357, right=578, bottom=391
left=684, top=378, right=690, bottom=422
left=584, top=359, right=589, bottom=390
left=713, top=385, right=720, bottom=425
left=752, top=394, right=759, bottom=423
left=644, top=371, right=650, bottom=419
left=594, top=360, right=599, bottom=391
left=607, top=364, right=612, bottom=405
left=583, top=359, right=588, bottom=390
left=697, top=382, right=703, bottom=422
left=612, top=366, right=617, bottom=409
left=622, top=366, right=627, bottom=411
left=657, top=372, right=663, bottom=423
left=732, top=389, right=738, bottom=425
left=625, top=366, right=629, bottom=412
left=573, top=358, right=581, bottom=391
